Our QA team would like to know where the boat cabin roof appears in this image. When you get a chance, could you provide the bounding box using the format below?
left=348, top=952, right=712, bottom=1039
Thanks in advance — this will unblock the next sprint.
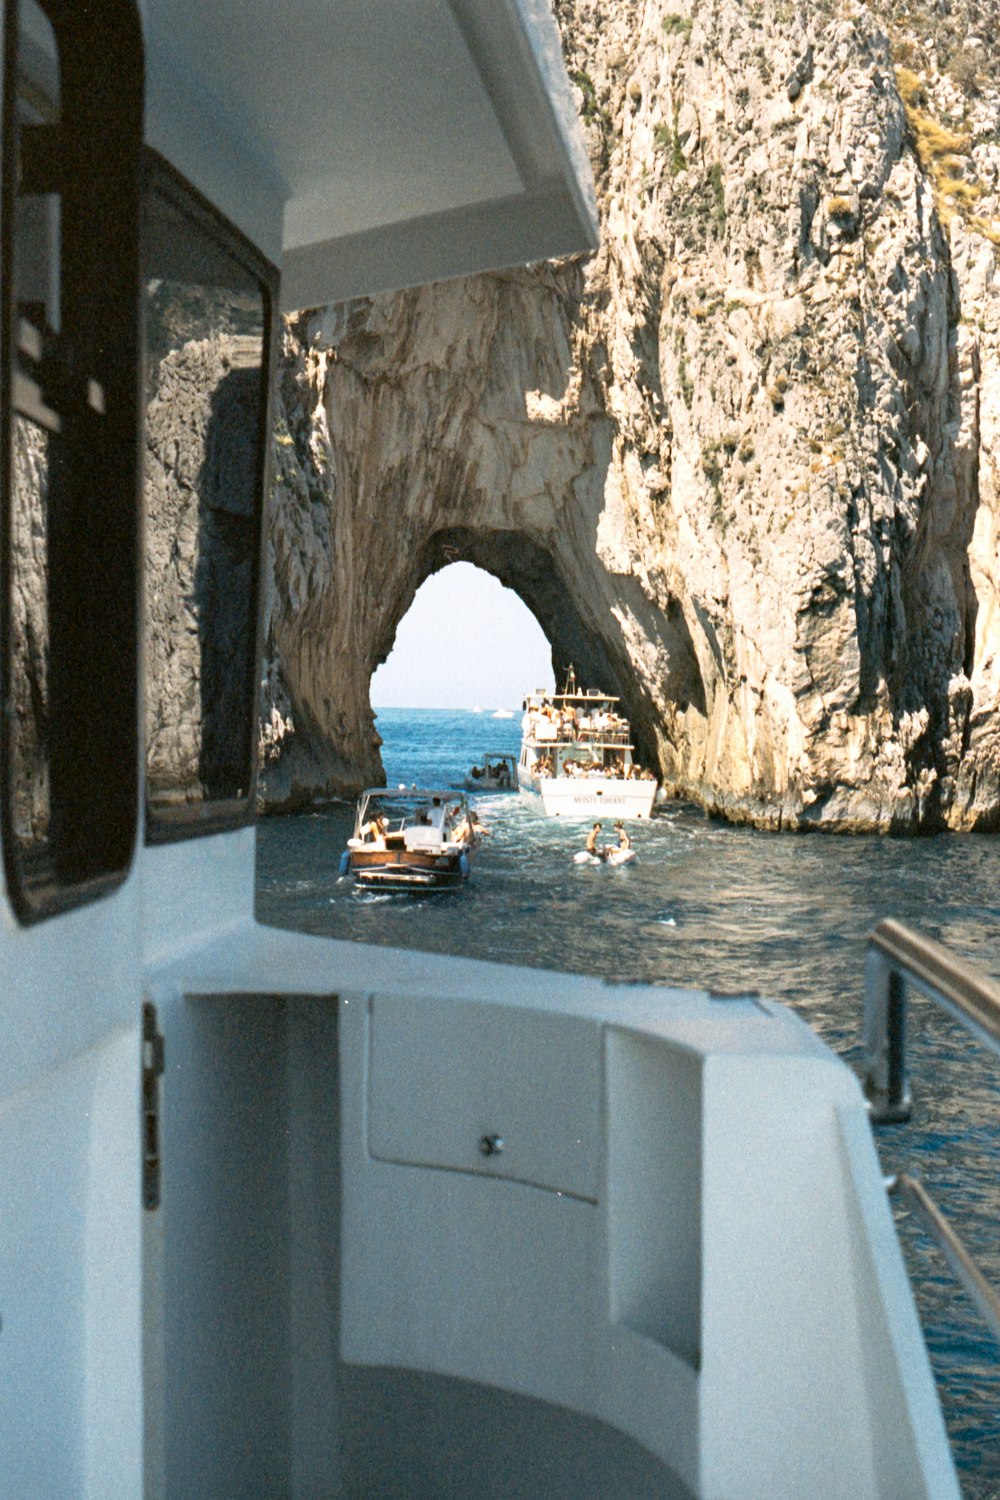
left=356, top=788, right=468, bottom=823
left=360, top=787, right=465, bottom=802
left=522, top=691, right=622, bottom=708
left=144, top=0, right=599, bottom=308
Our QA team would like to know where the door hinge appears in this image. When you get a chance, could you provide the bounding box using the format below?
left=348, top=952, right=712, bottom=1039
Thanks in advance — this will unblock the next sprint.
left=142, top=1001, right=166, bottom=1211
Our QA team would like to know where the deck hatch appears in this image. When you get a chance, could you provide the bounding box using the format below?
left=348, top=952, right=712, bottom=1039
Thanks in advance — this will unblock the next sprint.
left=367, top=992, right=601, bottom=1201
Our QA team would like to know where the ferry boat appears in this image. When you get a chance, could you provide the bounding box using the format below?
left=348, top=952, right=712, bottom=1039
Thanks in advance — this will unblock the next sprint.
left=0, top=1, right=989, bottom=1497
left=518, top=685, right=658, bottom=818
left=464, top=752, right=517, bottom=791
left=342, top=788, right=476, bottom=891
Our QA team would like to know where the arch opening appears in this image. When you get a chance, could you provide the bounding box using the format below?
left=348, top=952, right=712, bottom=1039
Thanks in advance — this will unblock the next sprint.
left=260, top=521, right=699, bottom=808
left=366, top=529, right=673, bottom=781
left=371, top=562, right=553, bottom=711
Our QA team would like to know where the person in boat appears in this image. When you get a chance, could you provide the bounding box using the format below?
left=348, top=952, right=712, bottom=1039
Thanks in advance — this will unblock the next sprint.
left=363, top=814, right=388, bottom=845
left=614, top=820, right=631, bottom=851
left=537, top=708, right=558, bottom=742
left=455, top=808, right=486, bottom=845
left=585, top=822, right=608, bottom=861
left=419, top=796, right=444, bottom=828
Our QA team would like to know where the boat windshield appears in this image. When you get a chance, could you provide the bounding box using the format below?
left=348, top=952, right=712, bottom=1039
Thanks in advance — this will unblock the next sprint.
left=355, top=791, right=467, bottom=838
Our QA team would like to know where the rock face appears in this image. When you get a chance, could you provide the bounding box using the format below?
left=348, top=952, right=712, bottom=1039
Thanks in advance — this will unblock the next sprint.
left=262, top=0, right=1000, bottom=831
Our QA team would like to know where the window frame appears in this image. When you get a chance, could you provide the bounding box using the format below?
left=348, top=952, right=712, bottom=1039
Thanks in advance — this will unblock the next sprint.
left=0, top=0, right=144, bottom=923
left=141, top=149, right=279, bottom=847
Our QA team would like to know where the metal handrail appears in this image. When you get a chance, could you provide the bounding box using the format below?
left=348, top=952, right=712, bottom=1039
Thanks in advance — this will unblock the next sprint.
left=886, top=1173, right=1000, bottom=1347
left=863, top=918, right=1000, bottom=1349
left=863, top=917, right=1000, bottom=1122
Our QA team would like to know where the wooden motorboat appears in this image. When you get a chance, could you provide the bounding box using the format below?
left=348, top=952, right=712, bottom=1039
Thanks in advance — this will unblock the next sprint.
left=342, top=789, right=477, bottom=890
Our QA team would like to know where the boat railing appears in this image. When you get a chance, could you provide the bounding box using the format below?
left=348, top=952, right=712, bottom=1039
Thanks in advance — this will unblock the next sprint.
left=862, top=917, right=1000, bottom=1346
left=526, top=732, right=632, bottom=749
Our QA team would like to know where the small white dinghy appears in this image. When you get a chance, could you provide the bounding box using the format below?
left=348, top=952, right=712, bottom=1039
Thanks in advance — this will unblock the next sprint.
left=575, top=822, right=637, bottom=866
left=574, top=847, right=637, bottom=867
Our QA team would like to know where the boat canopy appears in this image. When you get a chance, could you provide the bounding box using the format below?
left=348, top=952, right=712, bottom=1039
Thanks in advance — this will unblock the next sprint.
left=354, top=787, right=468, bottom=835
left=522, top=690, right=622, bottom=707
left=143, top=0, right=599, bottom=309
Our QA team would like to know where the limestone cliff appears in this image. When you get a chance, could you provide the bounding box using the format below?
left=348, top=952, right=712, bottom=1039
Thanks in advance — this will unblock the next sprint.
left=261, top=0, right=1000, bottom=831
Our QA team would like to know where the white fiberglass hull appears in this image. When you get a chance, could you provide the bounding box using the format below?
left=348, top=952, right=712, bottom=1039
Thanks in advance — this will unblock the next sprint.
left=518, top=769, right=656, bottom=819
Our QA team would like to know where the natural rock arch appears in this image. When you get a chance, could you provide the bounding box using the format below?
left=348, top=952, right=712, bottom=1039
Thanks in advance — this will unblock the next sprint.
left=261, top=0, right=1000, bottom=831
left=260, top=262, right=706, bottom=810
left=416, top=527, right=705, bottom=773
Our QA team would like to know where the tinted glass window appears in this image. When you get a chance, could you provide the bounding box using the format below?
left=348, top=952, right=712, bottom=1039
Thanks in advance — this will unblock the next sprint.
left=8, top=1, right=60, bottom=862
left=2, top=0, right=142, bottom=920
left=143, top=159, right=275, bottom=838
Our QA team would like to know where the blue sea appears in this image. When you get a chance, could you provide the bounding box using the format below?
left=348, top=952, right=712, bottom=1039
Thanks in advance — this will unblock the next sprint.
left=256, top=706, right=1000, bottom=1496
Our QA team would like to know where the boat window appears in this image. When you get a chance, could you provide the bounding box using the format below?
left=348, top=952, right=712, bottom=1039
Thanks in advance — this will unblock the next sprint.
left=142, top=153, right=277, bottom=843
left=1, top=0, right=143, bottom=921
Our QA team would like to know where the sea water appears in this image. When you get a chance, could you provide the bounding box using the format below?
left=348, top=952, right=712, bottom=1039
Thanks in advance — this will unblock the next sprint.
left=256, top=706, right=1000, bottom=1496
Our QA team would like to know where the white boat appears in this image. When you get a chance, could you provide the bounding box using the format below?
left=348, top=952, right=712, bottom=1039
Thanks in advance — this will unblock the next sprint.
left=0, top=2, right=984, bottom=1497
left=493, top=707, right=515, bottom=718
left=518, top=685, right=658, bottom=818
left=342, top=788, right=476, bottom=891
left=464, top=752, right=517, bottom=791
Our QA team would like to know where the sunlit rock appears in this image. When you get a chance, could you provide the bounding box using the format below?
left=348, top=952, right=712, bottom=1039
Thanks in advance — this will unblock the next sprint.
left=261, top=0, right=1000, bottom=831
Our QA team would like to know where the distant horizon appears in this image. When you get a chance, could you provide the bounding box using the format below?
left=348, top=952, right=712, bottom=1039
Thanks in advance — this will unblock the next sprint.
left=370, top=562, right=554, bottom=709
